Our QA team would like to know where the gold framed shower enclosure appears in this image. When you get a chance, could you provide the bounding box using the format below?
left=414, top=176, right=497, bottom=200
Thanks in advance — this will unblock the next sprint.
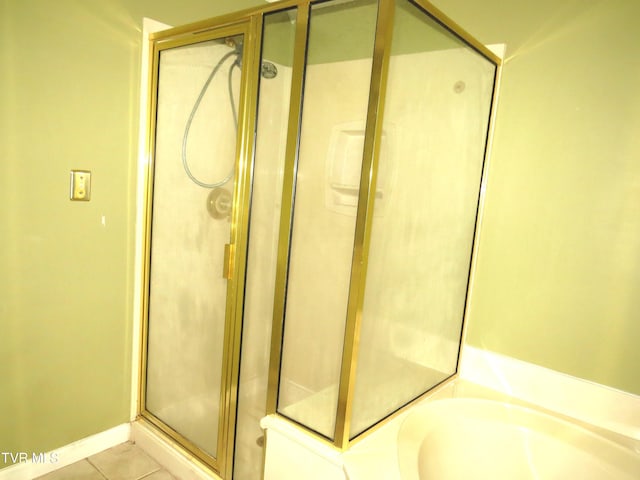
left=138, top=15, right=263, bottom=479
left=137, top=0, right=501, bottom=477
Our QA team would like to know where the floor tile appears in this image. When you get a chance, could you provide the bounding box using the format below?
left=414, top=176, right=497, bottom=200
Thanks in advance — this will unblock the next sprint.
left=139, top=470, right=177, bottom=480
left=35, top=459, right=106, bottom=480
left=89, top=442, right=161, bottom=480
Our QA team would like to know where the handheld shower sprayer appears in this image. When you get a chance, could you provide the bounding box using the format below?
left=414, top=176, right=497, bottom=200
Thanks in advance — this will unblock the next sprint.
left=181, top=36, right=278, bottom=199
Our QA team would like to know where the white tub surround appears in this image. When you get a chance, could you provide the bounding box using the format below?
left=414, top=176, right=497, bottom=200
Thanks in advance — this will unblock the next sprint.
left=261, top=353, right=640, bottom=480
left=260, top=415, right=347, bottom=480
left=460, top=346, right=640, bottom=441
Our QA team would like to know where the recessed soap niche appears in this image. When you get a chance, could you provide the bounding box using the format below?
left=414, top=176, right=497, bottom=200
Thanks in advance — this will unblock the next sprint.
left=325, top=121, right=395, bottom=216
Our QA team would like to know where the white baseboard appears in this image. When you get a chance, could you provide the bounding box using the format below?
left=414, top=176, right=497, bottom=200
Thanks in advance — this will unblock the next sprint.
left=131, top=421, right=221, bottom=480
left=460, top=345, right=640, bottom=440
left=0, top=424, right=130, bottom=480
left=0, top=421, right=222, bottom=480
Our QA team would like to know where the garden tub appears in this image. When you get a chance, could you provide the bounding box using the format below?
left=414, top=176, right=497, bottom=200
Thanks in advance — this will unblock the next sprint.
left=397, top=398, right=640, bottom=480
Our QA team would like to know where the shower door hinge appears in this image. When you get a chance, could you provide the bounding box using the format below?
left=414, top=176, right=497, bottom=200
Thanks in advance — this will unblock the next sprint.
left=223, top=243, right=235, bottom=280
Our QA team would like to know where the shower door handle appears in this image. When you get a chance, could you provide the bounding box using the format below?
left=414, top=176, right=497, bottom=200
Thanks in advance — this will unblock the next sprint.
left=223, top=243, right=235, bottom=280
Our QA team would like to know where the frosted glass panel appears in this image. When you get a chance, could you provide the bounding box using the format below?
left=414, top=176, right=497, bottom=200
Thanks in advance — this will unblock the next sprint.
left=145, top=36, right=243, bottom=457
left=234, top=11, right=295, bottom=480
left=277, top=0, right=377, bottom=439
left=350, top=0, right=497, bottom=437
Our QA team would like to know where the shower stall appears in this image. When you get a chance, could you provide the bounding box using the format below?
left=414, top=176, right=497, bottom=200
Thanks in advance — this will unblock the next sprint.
left=138, top=0, right=499, bottom=479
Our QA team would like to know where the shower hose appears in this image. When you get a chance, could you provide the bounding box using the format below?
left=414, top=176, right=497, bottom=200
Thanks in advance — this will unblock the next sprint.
left=181, top=50, right=240, bottom=189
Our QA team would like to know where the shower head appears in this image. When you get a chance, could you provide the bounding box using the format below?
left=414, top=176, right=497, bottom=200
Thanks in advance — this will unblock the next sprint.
left=223, top=36, right=277, bottom=79
left=261, top=61, right=278, bottom=79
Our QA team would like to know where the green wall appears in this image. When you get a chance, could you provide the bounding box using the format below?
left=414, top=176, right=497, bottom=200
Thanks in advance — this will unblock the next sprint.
left=432, top=0, right=640, bottom=395
left=2, top=0, right=639, bottom=470
left=0, top=0, right=263, bottom=468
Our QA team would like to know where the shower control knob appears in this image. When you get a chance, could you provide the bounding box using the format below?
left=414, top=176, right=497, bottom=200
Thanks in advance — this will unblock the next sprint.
left=207, top=187, right=232, bottom=220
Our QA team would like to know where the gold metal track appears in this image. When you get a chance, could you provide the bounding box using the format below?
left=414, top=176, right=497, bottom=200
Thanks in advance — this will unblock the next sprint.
left=334, top=0, right=396, bottom=449
left=266, top=2, right=311, bottom=415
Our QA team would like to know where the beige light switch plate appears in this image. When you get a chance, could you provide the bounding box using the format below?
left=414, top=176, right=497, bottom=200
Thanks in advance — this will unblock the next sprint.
left=70, top=170, right=91, bottom=201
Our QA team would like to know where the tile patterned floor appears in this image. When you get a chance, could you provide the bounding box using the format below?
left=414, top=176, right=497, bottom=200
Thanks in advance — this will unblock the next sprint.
left=35, top=442, right=176, bottom=480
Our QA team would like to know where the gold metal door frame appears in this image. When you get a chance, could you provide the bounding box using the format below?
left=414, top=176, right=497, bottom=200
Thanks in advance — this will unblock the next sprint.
left=138, top=15, right=262, bottom=479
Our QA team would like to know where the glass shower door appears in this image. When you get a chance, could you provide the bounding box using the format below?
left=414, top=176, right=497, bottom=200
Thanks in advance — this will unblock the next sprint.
left=142, top=25, right=250, bottom=472
left=350, top=0, right=497, bottom=438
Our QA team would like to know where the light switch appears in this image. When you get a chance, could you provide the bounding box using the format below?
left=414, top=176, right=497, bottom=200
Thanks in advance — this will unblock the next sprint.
left=70, top=170, right=91, bottom=201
